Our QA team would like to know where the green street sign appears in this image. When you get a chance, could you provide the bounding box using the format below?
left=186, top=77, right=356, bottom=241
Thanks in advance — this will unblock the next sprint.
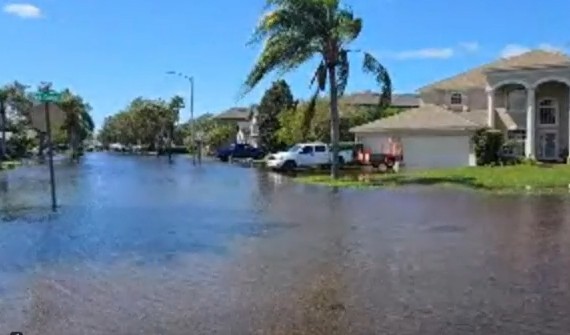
left=34, top=90, right=62, bottom=103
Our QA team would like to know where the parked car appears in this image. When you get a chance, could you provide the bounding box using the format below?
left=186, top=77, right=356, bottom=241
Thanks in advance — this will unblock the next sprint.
left=266, top=142, right=356, bottom=171
left=216, top=143, right=265, bottom=162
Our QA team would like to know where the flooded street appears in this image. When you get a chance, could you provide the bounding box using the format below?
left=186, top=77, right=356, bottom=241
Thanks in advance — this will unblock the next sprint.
left=1, top=153, right=570, bottom=334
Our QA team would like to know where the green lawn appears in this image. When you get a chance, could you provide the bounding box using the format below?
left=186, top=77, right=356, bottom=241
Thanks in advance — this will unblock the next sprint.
left=0, top=160, right=22, bottom=170
left=296, top=164, right=570, bottom=193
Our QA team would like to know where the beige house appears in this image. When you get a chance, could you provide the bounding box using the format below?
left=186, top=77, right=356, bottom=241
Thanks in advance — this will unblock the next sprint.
left=214, top=106, right=259, bottom=148
left=351, top=50, right=570, bottom=168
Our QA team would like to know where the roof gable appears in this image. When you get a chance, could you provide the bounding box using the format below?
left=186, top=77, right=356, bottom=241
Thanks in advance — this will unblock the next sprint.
left=419, top=50, right=570, bottom=92
left=214, top=107, right=252, bottom=121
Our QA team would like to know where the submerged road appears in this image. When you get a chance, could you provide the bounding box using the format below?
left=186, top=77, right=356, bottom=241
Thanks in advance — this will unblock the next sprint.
left=1, top=153, right=570, bottom=334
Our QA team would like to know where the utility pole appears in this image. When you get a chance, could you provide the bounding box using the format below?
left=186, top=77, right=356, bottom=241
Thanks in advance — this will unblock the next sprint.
left=166, top=71, right=198, bottom=165
left=190, top=76, right=196, bottom=165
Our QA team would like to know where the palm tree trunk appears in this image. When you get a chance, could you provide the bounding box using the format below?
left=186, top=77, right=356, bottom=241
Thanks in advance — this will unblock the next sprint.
left=328, top=65, right=340, bottom=179
left=0, top=100, right=6, bottom=161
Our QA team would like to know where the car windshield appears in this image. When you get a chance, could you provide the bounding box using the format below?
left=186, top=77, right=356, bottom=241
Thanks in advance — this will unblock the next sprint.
left=288, top=145, right=301, bottom=152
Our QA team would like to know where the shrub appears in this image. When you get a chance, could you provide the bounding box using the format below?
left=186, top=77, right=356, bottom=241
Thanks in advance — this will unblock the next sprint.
left=473, top=129, right=504, bottom=166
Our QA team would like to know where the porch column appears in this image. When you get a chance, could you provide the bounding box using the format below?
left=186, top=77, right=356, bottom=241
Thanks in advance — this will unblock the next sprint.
left=525, top=86, right=536, bottom=159
left=486, top=87, right=495, bottom=128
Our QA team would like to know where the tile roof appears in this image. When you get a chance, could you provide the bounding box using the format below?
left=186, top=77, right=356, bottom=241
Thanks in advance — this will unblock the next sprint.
left=341, top=92, right=420, bottom=107
left=419, top=50, right=570, bottom=91
left=214, top=107, right=252, bottom=121
left=350, top=104, right=481, bottom=133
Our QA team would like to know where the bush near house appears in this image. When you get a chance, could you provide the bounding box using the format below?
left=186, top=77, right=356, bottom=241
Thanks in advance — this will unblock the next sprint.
left=473, top=129, right=504, bottom=166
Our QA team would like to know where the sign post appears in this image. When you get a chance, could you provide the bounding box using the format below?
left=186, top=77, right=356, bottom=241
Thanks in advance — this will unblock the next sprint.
left=34, top=88, right=62, bottom=212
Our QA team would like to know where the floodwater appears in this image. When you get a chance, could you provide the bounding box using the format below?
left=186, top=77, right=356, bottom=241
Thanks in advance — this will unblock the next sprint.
left=1, top=153, right=570, bottom=334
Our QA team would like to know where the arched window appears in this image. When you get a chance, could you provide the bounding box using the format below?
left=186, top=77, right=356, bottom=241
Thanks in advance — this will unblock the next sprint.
left=538, top=98, right=558, bottom=126
left=450, top=92, right=463, bottom=105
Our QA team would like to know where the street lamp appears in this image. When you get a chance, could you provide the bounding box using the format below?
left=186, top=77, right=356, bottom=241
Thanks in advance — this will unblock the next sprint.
left=166, top=71, right=196, bottom=165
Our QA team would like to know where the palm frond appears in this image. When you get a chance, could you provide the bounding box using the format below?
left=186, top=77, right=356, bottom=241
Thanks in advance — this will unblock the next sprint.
left=362, top=52, right=392, bottom=107
left=310, top=62, right=327, bottom=91
left=336, top=49, right=349, bottom=96
left=301, top=89, right=320, bottom=140
left=251, top=1, right=328, bottom=45
left=242, top=34, right=317, bottom=95
left=335, top=8, right=361, bottom=44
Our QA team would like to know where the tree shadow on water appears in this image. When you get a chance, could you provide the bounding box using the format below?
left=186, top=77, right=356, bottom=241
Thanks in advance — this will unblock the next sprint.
left=372, top=175, right=489, bottom=190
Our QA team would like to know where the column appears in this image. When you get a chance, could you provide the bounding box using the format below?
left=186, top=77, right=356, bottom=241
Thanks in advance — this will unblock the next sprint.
left=486, top=87, right=495, bottom=128
left=525, top=87, right=536, bottom=159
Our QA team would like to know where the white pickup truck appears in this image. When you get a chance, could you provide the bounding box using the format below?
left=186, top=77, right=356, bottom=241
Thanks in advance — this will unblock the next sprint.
left=266, top=142, right=354, bottom=171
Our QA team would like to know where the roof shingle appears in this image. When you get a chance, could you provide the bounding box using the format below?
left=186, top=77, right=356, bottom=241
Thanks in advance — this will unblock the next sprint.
left=214, top=107, right=251, bottom=121
left=419, top=50, right=570, bottom=92
left=349, top=104, right=481, bottom=133
left=341, top=91, right=420, bottom=108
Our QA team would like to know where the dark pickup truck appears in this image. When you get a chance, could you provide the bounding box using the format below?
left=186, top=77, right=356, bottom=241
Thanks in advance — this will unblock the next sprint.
left=216, top=143, right=265, bottom=162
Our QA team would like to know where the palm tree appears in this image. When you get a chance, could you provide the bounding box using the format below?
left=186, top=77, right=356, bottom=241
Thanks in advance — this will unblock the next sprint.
left=166, top=95, right=184, bottom=163
left=0, top=89, right=8, bottom=161
left=59, top=90, right=94, bottom=161
left=243, top=0, right=391, bottom=178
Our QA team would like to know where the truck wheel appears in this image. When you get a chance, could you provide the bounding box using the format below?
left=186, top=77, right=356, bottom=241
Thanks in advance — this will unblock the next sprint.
left=282, top=160, right=297, bottom=172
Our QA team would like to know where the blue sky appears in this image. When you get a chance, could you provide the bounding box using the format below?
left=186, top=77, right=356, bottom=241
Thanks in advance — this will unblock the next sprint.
left=1, top=0, right=569, bottom=128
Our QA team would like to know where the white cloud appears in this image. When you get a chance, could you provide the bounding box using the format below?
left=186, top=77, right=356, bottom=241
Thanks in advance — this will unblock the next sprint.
left=500, top=44, right=530, bottom=58
left=3, top=3, right=41, bottom=18
left=391, top=47, right=455, bottom=60
left=500, top=43, right=567, bottom=58
left=459, top=42, right=479, bottom=53
left=384, top=42, right=480, bottom=61
left=537, top=43, right=564, bottom=53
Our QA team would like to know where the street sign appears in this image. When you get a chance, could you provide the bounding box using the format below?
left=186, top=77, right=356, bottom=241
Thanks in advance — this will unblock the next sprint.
left=34, top=90, right=62, bottom=103
left=30, top=103, right=65, bottom=132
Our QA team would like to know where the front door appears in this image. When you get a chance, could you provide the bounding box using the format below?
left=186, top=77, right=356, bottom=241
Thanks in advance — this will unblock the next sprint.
left=537, top=130, right=558, bottom=160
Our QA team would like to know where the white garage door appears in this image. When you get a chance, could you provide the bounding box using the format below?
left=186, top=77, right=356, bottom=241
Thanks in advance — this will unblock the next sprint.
left=402, top=135, right=472, bottom=169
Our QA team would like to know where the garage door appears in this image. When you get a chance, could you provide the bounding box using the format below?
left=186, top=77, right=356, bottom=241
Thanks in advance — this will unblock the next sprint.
left=402, top=135, right=472, bottom=169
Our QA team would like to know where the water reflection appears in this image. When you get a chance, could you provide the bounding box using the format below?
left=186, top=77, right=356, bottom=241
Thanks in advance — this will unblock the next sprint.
left=1, top=153, right=570, bottom=334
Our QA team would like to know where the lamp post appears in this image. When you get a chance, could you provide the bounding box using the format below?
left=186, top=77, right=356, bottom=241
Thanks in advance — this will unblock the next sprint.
left=166, top=71, right=196, bottom=165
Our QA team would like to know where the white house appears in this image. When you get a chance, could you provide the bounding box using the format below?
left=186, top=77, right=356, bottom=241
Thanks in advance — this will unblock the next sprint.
left=351, top=50, right=570, bottom=168
left=214, top=106, right=259, bottom=148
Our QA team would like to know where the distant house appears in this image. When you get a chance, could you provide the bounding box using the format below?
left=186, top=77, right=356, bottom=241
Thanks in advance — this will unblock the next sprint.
left=214, top=106, right=259, bottom=147
left=341, top=92, right=421, bottom=109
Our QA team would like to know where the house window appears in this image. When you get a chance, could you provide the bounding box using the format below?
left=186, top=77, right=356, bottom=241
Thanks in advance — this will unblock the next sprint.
left=450, top=92, right=463, bottom=105
left=538, top=98, right=558, bottom=126
left=504, top=130, right=526, bottom=157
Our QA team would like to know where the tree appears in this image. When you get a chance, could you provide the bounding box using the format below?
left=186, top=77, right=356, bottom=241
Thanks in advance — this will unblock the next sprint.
left=165, top=95, right=184, bottom=162
left=58, top=89, right=95, bottom=161
left=0, top=82, right=34, bottom=160
left=257, top=80, right=295, bottom=151
left=0, top=90, right=8, bottom=160
left=98, top=95, right=184, bottom=156
left=180, top=113, right=236, bottom=154
left=243, top=0, right=391, bottom=178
